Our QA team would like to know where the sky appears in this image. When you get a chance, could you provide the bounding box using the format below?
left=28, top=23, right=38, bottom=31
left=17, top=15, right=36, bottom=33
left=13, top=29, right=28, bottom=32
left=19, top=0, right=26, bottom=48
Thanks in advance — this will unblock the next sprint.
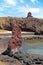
left=0, top=0, right=43, bottom=18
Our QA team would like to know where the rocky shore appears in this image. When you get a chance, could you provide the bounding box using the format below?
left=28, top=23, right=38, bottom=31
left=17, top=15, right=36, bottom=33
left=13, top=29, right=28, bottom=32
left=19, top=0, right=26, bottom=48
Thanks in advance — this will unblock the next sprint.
left=0, top=49, right=43, bottom=65
left=0, top=30, right=43, bottom=65
left=0, top=16, right=43, bottom=35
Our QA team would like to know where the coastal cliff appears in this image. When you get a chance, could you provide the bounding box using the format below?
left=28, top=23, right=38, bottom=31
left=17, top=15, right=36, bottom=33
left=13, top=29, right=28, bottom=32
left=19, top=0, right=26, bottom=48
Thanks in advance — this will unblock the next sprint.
left=0, top=16, right=43, bottom=35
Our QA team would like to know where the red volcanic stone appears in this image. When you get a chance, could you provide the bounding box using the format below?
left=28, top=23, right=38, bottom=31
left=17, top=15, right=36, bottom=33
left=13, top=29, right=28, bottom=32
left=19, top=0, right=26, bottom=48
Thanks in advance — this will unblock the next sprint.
left=8, top=24, right=22, bottom=50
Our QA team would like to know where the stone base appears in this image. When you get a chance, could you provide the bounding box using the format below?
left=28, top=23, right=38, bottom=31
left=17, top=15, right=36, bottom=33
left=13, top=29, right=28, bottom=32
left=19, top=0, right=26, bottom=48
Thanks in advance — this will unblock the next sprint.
left=1, top=48, right=43, bottom=65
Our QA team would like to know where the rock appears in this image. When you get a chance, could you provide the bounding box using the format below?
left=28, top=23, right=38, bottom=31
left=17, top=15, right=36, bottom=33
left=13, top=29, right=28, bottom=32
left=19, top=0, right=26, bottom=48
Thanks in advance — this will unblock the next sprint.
left=0, top=61, right=9, bottom=65
left=35, top=61, right=42, bottom=64
left=9, top=49, right=43, bottom=65
left=14, top=61, right=22, bottom=65
left=0, top=55, right=22, bottom=65
left=27, top=12, right=33, bottom=18
left=0, top=17, right=43, bottom=35
left=1, top=49, right=43, bottom=65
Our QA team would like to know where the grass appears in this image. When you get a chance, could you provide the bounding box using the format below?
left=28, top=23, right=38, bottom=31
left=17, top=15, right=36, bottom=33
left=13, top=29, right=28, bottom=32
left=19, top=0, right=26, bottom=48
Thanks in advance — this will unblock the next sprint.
left=40, top=26, right=43, bottom=30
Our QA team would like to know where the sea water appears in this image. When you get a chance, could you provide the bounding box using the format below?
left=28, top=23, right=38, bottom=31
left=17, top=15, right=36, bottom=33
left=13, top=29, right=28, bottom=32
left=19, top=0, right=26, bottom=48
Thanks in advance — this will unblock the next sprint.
left=23, top=42, right=43, bottom=55
left=1, top=37, right=43, bottom=55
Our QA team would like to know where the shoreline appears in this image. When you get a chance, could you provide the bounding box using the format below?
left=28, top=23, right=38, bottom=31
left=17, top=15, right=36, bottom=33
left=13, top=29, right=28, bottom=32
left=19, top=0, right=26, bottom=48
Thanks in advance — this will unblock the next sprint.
left=29, top=53, right=43, bottom=58
left=0, top=31, right=43, bottom=40
left=0, top=30, right=43, bottom=39
left=0, top=50, right=43, bottom=65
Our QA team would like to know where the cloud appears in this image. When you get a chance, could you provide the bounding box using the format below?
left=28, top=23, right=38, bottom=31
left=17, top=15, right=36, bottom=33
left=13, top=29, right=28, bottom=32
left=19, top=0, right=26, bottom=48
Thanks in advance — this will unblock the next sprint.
left=36, top=8, right=43, bottom=18
left=29, top=8, right=39, bottom=13
left=17, top=5, right=40, bottom=17
left=4, top=0, right=17, bottom=6
left=30, top=0, right=38, bottom=3
left=17, top=6, right=40, bottom=14
left=0, top=0, right=42, bottom=18
left=20, top=0, right=24, bottom=3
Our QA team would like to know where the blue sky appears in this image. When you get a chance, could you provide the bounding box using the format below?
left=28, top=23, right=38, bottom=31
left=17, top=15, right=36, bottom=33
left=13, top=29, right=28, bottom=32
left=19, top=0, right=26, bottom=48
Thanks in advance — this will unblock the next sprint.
left=0, top=0, right=43, bottom=18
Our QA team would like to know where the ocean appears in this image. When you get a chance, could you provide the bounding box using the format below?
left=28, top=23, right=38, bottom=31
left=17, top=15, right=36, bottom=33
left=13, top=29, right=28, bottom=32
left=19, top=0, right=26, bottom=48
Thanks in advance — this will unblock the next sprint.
left=0, top=37, right=43, bottom=55
left=23, top=42, right=43, bottom=55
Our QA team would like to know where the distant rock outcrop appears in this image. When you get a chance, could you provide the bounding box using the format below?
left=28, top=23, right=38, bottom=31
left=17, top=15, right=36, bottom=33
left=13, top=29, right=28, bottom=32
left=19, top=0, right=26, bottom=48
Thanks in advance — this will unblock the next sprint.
left=0, top=16, right=43, bottom=35
left=27, top=12, right=33, bottom=18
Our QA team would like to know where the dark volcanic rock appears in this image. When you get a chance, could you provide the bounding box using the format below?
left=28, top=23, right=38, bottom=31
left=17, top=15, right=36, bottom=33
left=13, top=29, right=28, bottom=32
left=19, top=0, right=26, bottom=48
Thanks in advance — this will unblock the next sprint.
left=0, top=55, right=22, bottom=65
left=1, top=49, right=43, bottom=65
